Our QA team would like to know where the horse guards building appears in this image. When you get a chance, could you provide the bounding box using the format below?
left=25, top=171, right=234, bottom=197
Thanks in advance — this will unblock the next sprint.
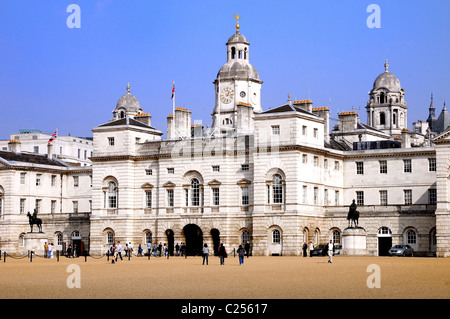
left=1, top=20, right=450, bottom=258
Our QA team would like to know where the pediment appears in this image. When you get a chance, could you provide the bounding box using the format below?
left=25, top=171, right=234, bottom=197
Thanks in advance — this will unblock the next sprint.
left=208, top=179, right=222, bottom=186
left=141, top=182, right=154, bottom=189
left=163, top=181, right=176, bottom=188
left=237, top=178, right=252, bottom=185
left=432, top=128, right=450, bottom=144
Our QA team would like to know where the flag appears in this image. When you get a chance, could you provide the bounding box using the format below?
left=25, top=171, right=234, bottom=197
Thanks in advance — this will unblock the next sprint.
left=48, top=130, right=58, bottom=143
left=171, top=81, right=175, bottom=99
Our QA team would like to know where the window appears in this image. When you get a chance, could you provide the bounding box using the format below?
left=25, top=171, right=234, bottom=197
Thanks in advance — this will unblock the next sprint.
left=212, top=188, right=220, bottom=206
left=242, top=230, right=249, bottom=244
left=314, top=187, right=319, bottom=205
left=324, top=189, right=329, bottom=206
left=379, top=190, right=388, bottom=206
left=429, top=189, right=437, bottom=205
left=428, top=158, right=436, bottom=172
left=272, top=174, right=283, bottom=204
left=167, top=189, right=174, bottom=207
left=324, top=159, right=328, bottom=169
left=20, top=199, right=26, bottom=214
left=107, top=182, right=117, bottom=209
left=185, top=189, right=189, bottom=206
left=242, top=187, right=249, bottom=205
left=302, top=125, right=307, bottom=136
left=379, top=161, right=387, bottom=174
left=191, top=179, right=200, bottom=206
left=108, top=137, right=115, bottom=146
left=145, top=232, right=152, bottom=244
left=146, top=169, right=153, bottom=176
left=356, top=162, right=364, bottom=175
left=302, top=154, right=308, bottom=164
left=272, top=229, right=281, bottom=244
left=34, top=146, right=39, bottom=153
left=335, top=161, right=340, bottom=171
left=332, top=230, right=341, bottom=244
left=73, top=201, right=78, bottom=213
left=404, top=190, right=412, bottom=205
left=272, top=125, right=280, bottom=135
left=145, top=190, right=152, bottom=208
left=356, top=191, right=364, bottom=206
left=36, top=174, right=42, bottom=186
left=313, top=128, right=318, bottom=138
left=77, top=149, right=81, bottom=158
left=35, top=199, right=42, bottom=214
left=57, top=233, right=63, bottom=246
left=403, top=159, right=412, bottom=173
left=20, top=173, right=26, bottom=184
left=51, top=200, right=56, bottom=214
left=51, top=175, right=57, bottom=186
left=302, top=186, right=307, bottom=204
left=167, top=168, right=175, bottom=174
left=212, top=165, right=220, bottom=172
left=314, top=156, right=319, bottom=167
left=335, top=190, right=340, bottom=206
left=73, top=176, right=79, bottom=187
left=241, top=164, right=249, bottom=171
left=107, top=232, right=114, bottom=245
left=406, top=229, right=416, bottom=245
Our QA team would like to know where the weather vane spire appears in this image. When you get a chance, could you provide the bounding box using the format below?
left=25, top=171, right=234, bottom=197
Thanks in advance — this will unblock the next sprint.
left=234, top=13, right=240, bottom=32
left=127, top=82, right=131, bottom=94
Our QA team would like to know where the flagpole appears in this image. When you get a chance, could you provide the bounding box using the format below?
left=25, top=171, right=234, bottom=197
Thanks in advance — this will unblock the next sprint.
left=172, top=81, right=175, bottom=139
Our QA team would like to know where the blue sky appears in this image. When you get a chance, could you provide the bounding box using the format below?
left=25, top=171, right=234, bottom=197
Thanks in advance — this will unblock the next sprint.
left=0, top=0, right=449, bottom=139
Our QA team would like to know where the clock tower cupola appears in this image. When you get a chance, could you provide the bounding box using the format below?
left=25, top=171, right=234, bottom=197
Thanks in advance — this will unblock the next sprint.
left=212, top=15, right=263, bottom=134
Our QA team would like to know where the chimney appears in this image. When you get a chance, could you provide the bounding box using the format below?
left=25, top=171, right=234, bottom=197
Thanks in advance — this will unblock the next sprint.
left=338, top=111, right=359, bottom=132
left=47, top=142, right=54, bottom=158
left=8, top=139, right=21, bottom=153
left=401, top=129, right=411, bottom=148
left=312, top=107, right=330, bottom=144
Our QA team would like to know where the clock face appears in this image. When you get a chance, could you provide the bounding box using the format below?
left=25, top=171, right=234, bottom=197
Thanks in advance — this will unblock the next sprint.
left=220, top=87, right=234, bottom=104
left=240, top=91, right=246, bottom=98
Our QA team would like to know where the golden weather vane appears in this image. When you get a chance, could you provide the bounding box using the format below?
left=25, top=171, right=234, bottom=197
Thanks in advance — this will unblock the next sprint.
left=234, top=13, right=240, bottom=31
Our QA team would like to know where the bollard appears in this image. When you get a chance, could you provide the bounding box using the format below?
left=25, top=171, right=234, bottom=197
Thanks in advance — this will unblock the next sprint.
left=85, top=253, right=87, bottom=262
left=3, top=251, right=6, bottom=263
left=107, top=250, right=109, bottom=262
left=30, top=251, right=33, bottom=263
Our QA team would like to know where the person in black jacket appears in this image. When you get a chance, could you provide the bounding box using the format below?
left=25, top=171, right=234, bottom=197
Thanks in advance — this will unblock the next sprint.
left=218, top=243, right=226, bottom=265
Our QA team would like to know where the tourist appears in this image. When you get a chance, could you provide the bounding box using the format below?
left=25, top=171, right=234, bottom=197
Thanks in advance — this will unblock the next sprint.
left=327, top=240, right=334, bottom=264
left=67, top=244, right=72, bottom=258
left=147, top=242, right=151, bottom=256
left=73, top=244, right=78, bottom=257
left=175, top=243, right=180, bottom=256
left=115, top=241, right=123, bottom=262
left=218, top=243, right=226, bottom=265
left=302, top=242, right=308, bottom=257
left=237, top=245, right=246, bottom=265
left=245, top=241, right=250, bottom=258
left=202, top=243, right=209, bottom=265
left=110, top=243, right=116, bottom=264
left=309, top=241, right=314, bottom=257
left=128, top=242, right=133, bottom=256
left=137, top=244, right=143, bottom=256
left=163, top=243, right=168, bottom=257
left=44, top=242, right=48, bottom=258
left=158, top=242, right=162, bottom=257
left=152, top=242, right=157, bottom=257
left=48, top=243, right=54, bottom=258
left=124, top=243, right=128, bottom=257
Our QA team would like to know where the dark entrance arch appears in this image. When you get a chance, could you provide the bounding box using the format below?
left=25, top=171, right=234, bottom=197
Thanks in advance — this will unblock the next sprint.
left=183, top=224, right=203, bottom=256
left=165, top=229, right=175, bottom=256
left=211, top=228, right=221, bottom=256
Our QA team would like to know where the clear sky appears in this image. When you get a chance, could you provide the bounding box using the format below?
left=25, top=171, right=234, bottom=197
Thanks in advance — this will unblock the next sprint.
left=0, top=0, right=449, bottom=139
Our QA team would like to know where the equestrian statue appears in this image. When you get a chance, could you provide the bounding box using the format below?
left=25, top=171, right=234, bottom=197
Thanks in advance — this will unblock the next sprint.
left=27, top=208, right=43, bottom=233
left=347, top=199, right=360, bottom=228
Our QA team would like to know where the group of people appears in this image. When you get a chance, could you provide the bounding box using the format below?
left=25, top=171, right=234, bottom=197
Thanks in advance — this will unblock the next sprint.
left=204, top=242, right=250, bottom=266
left=302, top=240, right=335, bottom=263
left=43, top=242, right=54, bottom=258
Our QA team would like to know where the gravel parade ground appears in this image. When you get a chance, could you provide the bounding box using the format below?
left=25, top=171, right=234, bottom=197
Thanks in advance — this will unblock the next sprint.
left=0, top=254, right=449, bottom=300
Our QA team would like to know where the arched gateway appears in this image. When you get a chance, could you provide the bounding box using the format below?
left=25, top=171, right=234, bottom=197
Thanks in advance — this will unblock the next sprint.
left=183, top=224, right=203, bottom=256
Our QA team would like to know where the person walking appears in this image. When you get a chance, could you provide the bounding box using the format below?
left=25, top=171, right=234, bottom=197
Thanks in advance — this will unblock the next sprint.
left=245, top=241, right=250, bottom=258
left=218, top=243, right=226, bottom=265
left=137, top=244, right=143, bottom=256
left=175, top=243, right=180, bottom=256
left=152, top=242, right=157, bottom=257
left=302, top=242, right=308, bottom=257
left=110, top=243, right=116, bottom=264
left=327, top=240, right=334, bottom=263
left=147, top=242, right=151, bottom=256
left=44, top=242, right=48, bottom=258
left=202, top=243, right=209, bottom=265
left=115, top=241, right=123, bottom=262
left=309, top=241, right=314, bottom=257
left=237, top=245, right=246, bottom=266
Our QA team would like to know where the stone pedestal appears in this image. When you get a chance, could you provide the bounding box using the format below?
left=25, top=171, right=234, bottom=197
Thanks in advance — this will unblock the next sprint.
left=23, top=232, right=48, bottom=256
left=342, top=227, right=367, bottom=255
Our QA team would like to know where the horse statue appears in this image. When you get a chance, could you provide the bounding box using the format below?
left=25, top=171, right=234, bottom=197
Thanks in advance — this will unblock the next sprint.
left=347, top=199, right=360, bottom=228
left=27, top=209, right=43, bottom=233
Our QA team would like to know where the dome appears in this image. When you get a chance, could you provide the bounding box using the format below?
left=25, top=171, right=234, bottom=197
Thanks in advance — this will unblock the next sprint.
left=227, top=31, right=249, bottom=45
left=217, top=60, right=261, bottom=82
left=115, top=83, right=142, bottom=113
left=372, top=60, right=402, bottom=92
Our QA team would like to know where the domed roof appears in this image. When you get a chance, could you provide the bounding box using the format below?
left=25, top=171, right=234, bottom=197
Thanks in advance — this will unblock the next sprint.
left=115, top=83, right=141, bottom=113
left=227, top=31, right=249, bottom=45
left=372, top=60, right=402, bottom=92
left=217, top=60, right=261, bottom=82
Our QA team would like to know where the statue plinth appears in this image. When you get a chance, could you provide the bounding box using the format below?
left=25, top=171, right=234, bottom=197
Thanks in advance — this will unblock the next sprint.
left=342, top=227, right=367, bottom=255
left=23, top=232, right=48, bottom=256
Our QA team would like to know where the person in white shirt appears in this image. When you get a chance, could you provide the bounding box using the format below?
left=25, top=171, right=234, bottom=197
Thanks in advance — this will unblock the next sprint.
left=115, top=241, right=123, bottom=262
left=309, top=241, right=314, bottom=257
left=327, top=240, right=334, bottom=263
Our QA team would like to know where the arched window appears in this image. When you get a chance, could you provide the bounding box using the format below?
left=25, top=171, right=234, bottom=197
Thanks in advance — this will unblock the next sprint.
left=231, top=47, right=236, bottom=59
left=146, top=231, right=152, bottom=244
left=242, top=230, right=249, bottom=244
left=120, top=111, right=125, bottom=119
left=108, top=181, right=118, bottom=208
left=332, top=230, right=341, bottom=244
left=406, top=229, right=416, bottom=245
left=272, top=229, right=281, bottom=244
left=378, top=227, right=392, bottom=235
left=380, top=92, right=385, bottom=104
left=272, top=174, right=283, bottom=204
left=56, top=233, right=63, bottom=246
left=191, top=178, right=200, bottom=206
left=107, top=231, right=114, bottom=245
left=244, top=47, right=247, bottom=59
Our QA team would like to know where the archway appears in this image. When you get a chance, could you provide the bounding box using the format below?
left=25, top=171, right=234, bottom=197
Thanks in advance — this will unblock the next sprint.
left=165, top=229, right=175, bottom=256
left=183, top=224, right=203, bottom=256
left=378, top=227, right=392, bottom=256
left=211, top=228, right=220, bottom=256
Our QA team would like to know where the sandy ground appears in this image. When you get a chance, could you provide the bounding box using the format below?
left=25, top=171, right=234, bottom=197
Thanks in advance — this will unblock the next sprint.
left=0, top=254, right=449, bottom=299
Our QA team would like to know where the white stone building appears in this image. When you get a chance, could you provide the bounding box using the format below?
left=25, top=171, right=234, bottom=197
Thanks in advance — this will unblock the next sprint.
left=1, top=21, right=450, bottom=257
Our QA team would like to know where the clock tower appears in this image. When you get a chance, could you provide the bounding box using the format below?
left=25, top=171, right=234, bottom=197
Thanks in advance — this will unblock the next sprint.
left=212, top=15, right=263, bottom=134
